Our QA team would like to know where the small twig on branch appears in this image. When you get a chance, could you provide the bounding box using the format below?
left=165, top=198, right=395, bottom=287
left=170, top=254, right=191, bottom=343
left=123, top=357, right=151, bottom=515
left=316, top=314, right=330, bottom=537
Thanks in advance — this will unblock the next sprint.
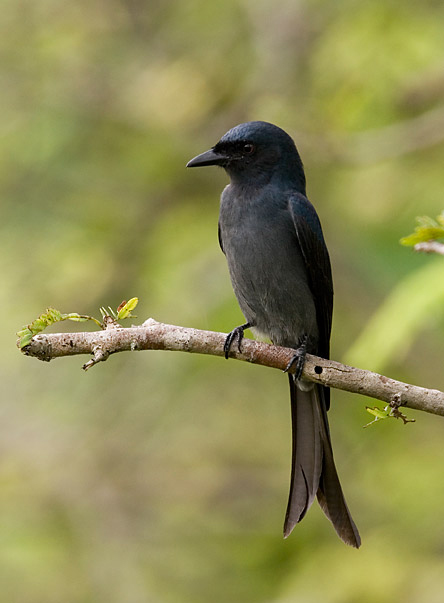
left=389, top=393, right=416, bottom=425
left=18, top=318, right=444, bottom=417
left=414, top=240, right=444, bottom=256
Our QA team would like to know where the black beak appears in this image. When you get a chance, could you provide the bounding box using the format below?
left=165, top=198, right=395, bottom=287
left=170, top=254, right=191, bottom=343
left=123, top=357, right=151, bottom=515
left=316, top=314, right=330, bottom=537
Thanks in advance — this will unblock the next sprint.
left=186, top=148, right=226, bottom=168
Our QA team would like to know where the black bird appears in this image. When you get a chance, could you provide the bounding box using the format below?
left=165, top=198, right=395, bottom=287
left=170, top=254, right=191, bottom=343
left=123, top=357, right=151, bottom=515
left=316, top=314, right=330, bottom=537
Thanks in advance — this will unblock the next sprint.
left=187, top=121, right=360, bottom=548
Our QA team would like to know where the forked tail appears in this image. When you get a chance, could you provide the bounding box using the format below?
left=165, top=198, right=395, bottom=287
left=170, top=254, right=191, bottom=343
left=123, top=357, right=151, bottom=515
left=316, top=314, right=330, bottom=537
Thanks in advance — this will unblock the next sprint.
left=284, top=376, right=361, bottom=548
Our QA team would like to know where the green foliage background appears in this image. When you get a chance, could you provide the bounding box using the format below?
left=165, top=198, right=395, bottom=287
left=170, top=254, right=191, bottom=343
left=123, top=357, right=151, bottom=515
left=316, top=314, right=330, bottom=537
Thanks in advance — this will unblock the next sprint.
left=4, top=1, right=444, bottom=601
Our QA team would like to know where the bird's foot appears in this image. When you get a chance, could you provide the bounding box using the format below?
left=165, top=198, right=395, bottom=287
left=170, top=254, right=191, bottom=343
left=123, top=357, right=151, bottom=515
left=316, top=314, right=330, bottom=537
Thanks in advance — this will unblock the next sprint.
left=223, top=322, right=251, bottom=359
left=284, top=335, right=308, bottom=380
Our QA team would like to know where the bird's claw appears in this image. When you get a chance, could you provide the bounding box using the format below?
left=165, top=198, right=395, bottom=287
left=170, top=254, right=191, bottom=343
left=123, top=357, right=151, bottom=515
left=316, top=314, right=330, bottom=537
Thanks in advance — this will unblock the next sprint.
left=284, top=335, right=308, bottom=380
left=223, top=322, right=251, bottom=359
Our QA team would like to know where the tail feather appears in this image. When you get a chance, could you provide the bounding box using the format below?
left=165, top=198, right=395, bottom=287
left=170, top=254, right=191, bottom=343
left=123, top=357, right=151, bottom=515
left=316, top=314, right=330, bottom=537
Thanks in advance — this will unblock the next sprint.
left=283, top=376, right=361, bottom=548
left=316, top=398, right=361, bottom=548
left=283, top=376, right=323, bottom=536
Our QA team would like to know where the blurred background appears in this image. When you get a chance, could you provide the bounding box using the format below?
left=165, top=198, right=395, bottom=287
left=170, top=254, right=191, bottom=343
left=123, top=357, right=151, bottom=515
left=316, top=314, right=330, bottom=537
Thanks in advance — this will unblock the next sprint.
left=3, top=0, right=444, bottom=601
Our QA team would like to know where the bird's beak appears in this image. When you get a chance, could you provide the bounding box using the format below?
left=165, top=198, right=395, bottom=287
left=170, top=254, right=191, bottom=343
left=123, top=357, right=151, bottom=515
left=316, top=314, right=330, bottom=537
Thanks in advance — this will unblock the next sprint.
left=186, top=148, right=226, bottom=168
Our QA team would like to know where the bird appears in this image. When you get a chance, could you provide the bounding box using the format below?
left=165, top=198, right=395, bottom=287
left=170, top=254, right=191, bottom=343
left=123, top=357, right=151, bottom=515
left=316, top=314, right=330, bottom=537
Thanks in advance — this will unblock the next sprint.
left=186, top=121, right=360, bottom=548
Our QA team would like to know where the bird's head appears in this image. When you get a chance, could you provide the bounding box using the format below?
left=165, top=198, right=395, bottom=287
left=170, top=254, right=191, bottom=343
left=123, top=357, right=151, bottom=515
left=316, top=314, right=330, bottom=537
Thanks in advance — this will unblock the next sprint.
left=187, top=121, right=306, bottom=192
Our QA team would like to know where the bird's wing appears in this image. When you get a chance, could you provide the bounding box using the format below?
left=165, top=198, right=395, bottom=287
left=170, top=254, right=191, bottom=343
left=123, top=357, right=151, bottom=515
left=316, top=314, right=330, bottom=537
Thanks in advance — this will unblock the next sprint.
left=218, top=222, right=224, bottom=254
left=288, top=192, right=333, bottom=366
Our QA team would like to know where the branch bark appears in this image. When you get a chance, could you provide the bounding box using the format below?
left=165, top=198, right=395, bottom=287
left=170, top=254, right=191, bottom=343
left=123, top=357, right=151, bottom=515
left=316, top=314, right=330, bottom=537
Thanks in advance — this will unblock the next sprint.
left=414, top=241, right=444, bottom=256
left=18, top=318, right=444, bottom=417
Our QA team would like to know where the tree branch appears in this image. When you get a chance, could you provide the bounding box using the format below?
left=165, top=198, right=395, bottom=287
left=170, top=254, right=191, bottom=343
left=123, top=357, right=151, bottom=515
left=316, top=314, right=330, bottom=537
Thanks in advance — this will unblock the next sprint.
left=414, top=240, right=444, bottom=256
left=18, top=318, right=444, bottom=417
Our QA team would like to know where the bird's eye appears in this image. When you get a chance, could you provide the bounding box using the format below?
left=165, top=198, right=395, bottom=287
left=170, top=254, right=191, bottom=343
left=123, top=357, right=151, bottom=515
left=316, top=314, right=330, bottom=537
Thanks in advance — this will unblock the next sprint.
left=243, top=143, right=255, bottom=155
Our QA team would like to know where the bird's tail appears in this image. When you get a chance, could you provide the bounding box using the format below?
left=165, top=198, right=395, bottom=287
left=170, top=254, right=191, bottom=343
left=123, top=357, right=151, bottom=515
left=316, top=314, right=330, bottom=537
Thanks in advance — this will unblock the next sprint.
left=283, top=376, right=361, bottom=548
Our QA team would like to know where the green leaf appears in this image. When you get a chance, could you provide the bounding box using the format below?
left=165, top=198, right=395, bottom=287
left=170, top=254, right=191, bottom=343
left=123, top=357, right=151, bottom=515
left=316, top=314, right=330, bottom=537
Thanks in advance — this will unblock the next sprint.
left=366, top=406, right=389, bottom=419
left=364, top=402, right=416, bottom=427
left=400, top=214, right=444, bottom=246
left=18, top=296, right=140, bottom=348
left=17, top=307, right=61, bottom=348
left=64, top=313, right=90, bottom=322
left=19, top=331, right=34, bottom=348
left=17, top=307, right=102, bottom=348
left=117, top=297, right=139, bottom=320
left=364, top=406, right=391, bottom=428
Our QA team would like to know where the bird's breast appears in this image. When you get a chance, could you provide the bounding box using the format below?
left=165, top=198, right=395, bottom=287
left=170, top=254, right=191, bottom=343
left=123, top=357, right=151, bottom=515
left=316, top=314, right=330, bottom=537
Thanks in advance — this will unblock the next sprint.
left=219, top=187, right=318, bottom=348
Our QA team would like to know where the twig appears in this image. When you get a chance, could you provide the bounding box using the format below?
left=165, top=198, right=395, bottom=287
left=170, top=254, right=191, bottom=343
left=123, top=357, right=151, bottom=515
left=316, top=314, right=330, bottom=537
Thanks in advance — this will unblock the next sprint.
left=414, top=241, right=444, bottom=256
left=389, top=393, right=416, bottom=424
left=18, top=318, right=444, bottom=417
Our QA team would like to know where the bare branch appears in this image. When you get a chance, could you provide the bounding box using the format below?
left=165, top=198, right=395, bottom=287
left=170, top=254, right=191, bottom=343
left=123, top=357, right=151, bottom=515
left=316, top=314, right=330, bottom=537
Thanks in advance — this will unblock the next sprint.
left=414, top=240, right=444, bottom=256
left=19, top=318, right=444, bottom=417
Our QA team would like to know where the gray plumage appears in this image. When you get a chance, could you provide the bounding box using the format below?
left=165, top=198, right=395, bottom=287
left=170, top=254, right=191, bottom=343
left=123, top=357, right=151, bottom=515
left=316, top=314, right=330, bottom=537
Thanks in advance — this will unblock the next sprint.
left=187, top=121, right=360, bottom=548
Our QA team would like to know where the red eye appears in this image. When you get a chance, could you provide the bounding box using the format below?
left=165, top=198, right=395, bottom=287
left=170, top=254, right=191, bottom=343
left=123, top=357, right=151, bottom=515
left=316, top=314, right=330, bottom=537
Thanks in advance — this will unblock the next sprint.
left=243, top=143, right=255, bottom=155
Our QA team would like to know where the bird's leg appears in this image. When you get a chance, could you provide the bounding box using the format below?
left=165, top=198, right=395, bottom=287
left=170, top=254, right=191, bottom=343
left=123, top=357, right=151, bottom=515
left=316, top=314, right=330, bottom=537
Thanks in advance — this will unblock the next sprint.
left=223, top=322, right=251, bottom=359
left=284, top=334, right=308, bottom=380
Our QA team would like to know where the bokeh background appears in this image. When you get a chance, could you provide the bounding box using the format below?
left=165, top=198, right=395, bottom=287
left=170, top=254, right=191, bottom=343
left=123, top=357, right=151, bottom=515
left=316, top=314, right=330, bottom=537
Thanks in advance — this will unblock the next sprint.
left=4, top=1, right=444, bottom=601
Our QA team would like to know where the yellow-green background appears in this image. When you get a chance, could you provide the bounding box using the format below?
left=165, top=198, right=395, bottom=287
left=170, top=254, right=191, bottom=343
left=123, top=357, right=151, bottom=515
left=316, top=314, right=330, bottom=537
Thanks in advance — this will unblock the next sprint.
left=4, top=1, right=444, bottom=601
